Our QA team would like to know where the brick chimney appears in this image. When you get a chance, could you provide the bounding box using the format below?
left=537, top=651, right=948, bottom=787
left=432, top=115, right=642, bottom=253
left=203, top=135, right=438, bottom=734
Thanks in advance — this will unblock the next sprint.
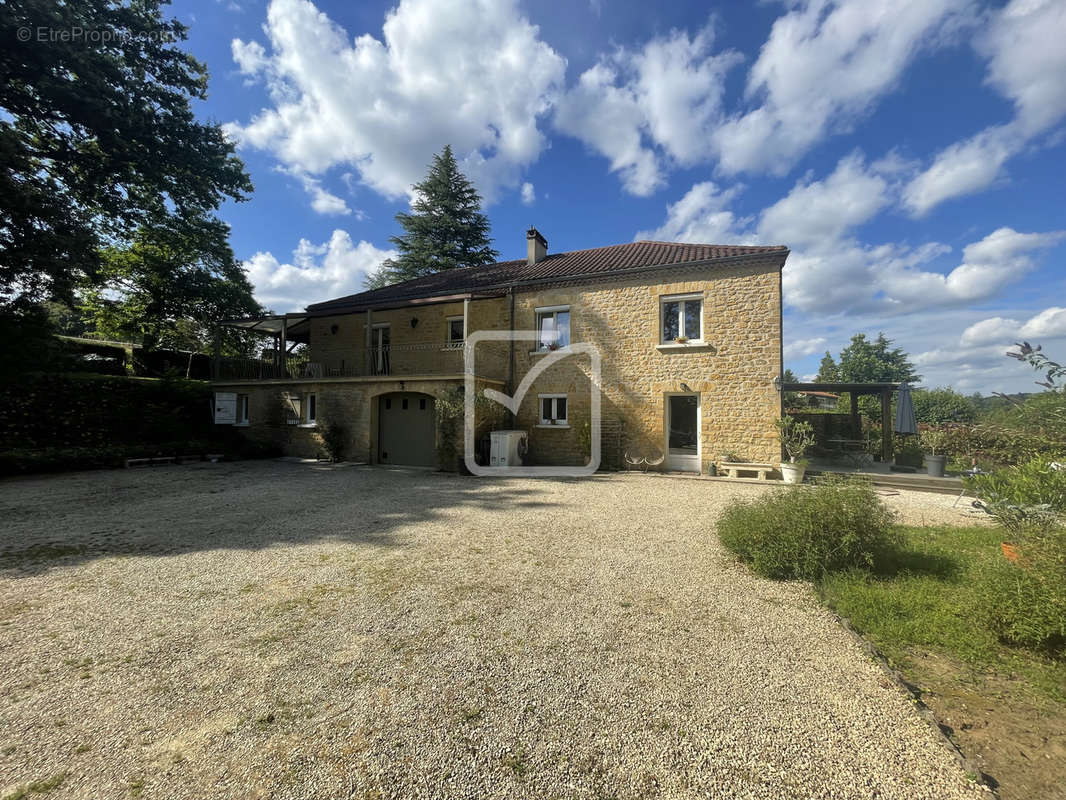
left=526, top=227, right=547, bottom=265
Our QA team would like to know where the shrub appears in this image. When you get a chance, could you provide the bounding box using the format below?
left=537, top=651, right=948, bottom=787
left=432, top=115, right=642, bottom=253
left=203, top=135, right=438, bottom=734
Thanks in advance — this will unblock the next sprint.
left=318, top=422, right=347, bottom=462
left=776, top=414, right=815, bottom=463
left=966, top=458, right=1066, bottom=536
left=980, top=534, right=1066, bottom=654
left=717, top=476, right=900, bottom=580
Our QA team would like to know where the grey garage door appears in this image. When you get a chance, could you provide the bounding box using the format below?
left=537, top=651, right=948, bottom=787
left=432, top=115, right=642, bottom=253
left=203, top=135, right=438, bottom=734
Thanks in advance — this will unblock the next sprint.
left=378, top=392, right=436, bottom=467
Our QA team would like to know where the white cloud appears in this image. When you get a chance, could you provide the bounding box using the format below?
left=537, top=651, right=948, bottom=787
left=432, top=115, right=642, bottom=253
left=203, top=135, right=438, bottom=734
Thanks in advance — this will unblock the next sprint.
left=901, top=126, right=1014, bottom=215
left=903, top=0, right=1066, bottom=214
left=1021, top=307, right=1066, bottom=338
left=520, top=181, right=535, bottom=206
left=635, top=181, right=754, bottom=243
left=554, top=26, right=740, bottom=195
left=712, top=0, right=973, bottom=175
left=244, top=230, right=396, bottom=312
left=226, top=0, right=566, bottom=204
left=960, top=316, right=1020, bottom=347
left=783, top=337, right=827, bottom=359
left=757, top=152, right=890, bottom=247
left=977, top=0, right=1066, bottom=136
left=644, top=153, right=1064, bottom=317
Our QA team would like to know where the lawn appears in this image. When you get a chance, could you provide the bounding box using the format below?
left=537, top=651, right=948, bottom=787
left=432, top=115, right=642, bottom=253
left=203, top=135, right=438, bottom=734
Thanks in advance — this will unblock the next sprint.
left=818, top=525, right=1066, bottom=799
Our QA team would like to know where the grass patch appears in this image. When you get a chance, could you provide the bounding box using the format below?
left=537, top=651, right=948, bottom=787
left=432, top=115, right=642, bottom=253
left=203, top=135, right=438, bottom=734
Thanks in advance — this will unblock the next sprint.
left=818, top=525, right=1066, bottom=700
left=2, top=772, right=66, bottom=800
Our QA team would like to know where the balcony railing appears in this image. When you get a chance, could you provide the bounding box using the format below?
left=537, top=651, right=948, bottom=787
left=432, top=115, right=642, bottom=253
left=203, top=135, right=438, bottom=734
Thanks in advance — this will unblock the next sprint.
left=211, top=341, right=479, bottom=381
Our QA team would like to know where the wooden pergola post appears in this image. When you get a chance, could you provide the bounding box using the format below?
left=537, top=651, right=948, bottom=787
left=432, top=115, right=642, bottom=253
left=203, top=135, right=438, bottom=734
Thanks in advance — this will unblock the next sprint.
left=881, top=389, right=893, bottom=463
left=279, top=316, right=288, bottom=378
left=849, top=392, right=860, bottom=438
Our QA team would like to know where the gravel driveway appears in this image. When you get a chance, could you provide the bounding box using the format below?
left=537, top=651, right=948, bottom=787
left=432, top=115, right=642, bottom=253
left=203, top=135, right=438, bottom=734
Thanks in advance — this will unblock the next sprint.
left=0, top=461, right=986, bottom=799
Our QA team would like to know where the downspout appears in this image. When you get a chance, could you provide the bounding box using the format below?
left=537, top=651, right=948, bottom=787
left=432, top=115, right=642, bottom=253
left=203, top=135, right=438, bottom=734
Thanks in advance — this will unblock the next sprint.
left=508, top=286, right=516, bottom=427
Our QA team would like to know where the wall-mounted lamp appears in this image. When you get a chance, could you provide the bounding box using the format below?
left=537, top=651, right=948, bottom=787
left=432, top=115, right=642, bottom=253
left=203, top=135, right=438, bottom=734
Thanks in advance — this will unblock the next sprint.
left=772, top=375, right=782, bottom=391
left=330, top=324, right=339, bottom=335
left=410, top=317, right=419, bottom=328
left=680, top=382, right=692, bottom=392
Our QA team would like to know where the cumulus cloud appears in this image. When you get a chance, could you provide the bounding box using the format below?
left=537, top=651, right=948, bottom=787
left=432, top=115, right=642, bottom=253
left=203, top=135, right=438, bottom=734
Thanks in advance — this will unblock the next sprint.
left=783, top=337, right=827, bottom=359
left=554, top=26, right=741, bottom=195
left=634, top=181, right=754, bottom=243
left=244, top=231, right=396, bottom=312
left=903, top=0, right=1066, bottom=214
left=226, top=0, right=565, bottom=203
left=644, top=152, right=1064, bottom=317
left=712, top=0, right=973, bottom=175
left=520, top=181, right=535, bottom=206
left=757, top=152, right=891, bottom=247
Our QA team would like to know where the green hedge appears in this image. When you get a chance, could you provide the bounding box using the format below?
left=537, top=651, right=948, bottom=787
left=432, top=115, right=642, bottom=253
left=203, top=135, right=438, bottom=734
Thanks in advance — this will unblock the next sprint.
left=0, top=372, right=217, bottom=449
left=0, top=373, right=278, bottom=476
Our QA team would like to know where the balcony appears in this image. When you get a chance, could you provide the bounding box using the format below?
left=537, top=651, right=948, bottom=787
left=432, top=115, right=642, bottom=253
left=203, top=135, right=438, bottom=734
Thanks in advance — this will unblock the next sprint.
left=211, top=342, right=482, bottom=382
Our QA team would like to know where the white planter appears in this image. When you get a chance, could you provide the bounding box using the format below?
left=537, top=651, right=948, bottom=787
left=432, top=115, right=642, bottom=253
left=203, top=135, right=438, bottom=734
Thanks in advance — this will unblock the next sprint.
left=781, top=462, right=806, bottom=484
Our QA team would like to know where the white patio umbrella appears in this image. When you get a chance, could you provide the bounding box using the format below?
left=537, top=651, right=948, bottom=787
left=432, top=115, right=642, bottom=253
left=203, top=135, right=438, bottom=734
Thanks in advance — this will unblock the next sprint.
left=894, top=382, right=918, bottom=436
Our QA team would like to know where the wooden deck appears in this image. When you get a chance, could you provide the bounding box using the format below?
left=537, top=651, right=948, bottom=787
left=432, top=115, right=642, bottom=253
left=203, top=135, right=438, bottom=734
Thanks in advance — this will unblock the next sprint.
left=806, top=462, right=964, bottom=495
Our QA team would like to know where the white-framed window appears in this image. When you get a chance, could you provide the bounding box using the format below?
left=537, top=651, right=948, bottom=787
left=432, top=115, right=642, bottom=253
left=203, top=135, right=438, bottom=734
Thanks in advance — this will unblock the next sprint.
left=446, top=316, right=464, bottom=346
left=660, top=294, right=703, bottom=343
left=236, top=393, right=249, bottom=425
left=538, top=394, right=568, bottom=426
left=535, top=305, right=570, bottom=351
left=302, top=392, right=317, bottom=425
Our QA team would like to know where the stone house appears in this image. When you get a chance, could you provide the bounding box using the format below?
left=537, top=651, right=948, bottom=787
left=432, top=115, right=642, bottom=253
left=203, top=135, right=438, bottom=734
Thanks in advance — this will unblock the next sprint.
left=211, top=229, right=788, bottom=474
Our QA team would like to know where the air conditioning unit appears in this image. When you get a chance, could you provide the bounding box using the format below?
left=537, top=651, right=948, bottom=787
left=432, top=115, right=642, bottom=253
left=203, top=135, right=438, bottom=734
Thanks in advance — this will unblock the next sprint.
left=489, top=430, right=528, bottom=467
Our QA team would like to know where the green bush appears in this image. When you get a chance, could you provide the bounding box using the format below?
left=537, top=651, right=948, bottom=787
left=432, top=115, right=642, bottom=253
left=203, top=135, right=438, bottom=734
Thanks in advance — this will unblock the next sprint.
left=980, top=535, right=1066, bottom=654
left=966, top=458, right=1066, bottom=512
left=717, top=476, right=900, bottom=580
left=318, top=422, right=347, bottom=462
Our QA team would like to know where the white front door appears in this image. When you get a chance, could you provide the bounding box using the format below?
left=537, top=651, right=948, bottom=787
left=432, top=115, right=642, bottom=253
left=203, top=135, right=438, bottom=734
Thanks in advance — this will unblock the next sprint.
left=666, top=393, right=700, bottom=472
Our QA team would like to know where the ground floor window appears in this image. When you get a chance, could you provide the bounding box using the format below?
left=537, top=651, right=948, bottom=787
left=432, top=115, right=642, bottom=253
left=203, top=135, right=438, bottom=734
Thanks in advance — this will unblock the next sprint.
left=303, top=392, right=317, bottom=425
left=236, top=394, right=249, bottom=425
left=539, top=394, right=568, bottom=426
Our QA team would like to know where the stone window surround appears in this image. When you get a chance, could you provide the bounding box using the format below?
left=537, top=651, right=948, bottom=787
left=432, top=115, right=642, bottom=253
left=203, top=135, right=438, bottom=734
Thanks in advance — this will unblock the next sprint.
left=659, top=292, right=705, bottom=345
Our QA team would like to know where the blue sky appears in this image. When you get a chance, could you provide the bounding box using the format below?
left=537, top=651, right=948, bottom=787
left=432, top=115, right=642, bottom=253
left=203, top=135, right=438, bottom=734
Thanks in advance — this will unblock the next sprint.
left=181, top=0, right=1065, bottom=393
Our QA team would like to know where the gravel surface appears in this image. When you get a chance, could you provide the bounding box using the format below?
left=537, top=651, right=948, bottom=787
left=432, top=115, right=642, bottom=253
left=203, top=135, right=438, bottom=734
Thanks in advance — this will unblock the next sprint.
left=0, top=462, right=989, bottom=799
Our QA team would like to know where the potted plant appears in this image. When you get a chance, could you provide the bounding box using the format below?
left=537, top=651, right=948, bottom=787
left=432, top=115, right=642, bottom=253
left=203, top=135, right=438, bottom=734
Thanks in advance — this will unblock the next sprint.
left=777, top=415, right=815, bottom=484
left=675, top=335, right=689, bottom=344
left=920, top=428, right=949, bottom=477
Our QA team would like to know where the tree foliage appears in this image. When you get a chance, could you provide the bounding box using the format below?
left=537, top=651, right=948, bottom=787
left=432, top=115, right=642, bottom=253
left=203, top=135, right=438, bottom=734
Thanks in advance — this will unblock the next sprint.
left=82, top=216, right=262, bottom=353
left=910, top=387, right=978, bottom=425
left=815, top=351, right=838, bottom=383
left=367, top=145, right=498, bottom=289
left=834, top=333, right=921, bottom=384
left=0, top=0, right=252, bottom=306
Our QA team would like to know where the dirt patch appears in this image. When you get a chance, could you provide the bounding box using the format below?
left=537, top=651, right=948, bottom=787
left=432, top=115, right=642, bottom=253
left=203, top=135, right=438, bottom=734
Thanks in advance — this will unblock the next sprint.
left=905, top=649, right=1066, bottom=799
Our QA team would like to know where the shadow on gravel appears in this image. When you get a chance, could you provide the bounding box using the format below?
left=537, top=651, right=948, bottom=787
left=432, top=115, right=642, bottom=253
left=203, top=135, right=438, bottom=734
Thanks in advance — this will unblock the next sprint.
left=0, top=460, right=597, bottom=577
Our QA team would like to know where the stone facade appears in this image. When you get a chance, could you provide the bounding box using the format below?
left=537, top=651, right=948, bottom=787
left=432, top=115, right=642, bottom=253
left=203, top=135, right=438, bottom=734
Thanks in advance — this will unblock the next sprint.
left=215, top=258, right=783, bottom=472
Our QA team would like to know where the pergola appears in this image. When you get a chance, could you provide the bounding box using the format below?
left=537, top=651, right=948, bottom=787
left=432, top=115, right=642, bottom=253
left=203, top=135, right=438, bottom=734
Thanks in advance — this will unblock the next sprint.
left=781, top=382, right=900, bottom=462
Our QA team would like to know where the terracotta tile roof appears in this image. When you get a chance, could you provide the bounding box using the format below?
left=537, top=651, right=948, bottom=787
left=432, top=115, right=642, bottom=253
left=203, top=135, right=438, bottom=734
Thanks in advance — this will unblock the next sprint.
left=306, top=240, right=788, bottom=313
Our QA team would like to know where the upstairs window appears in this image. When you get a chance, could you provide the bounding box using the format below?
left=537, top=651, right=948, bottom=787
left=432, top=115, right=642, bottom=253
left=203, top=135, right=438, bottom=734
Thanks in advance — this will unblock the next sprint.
left=447, top=316, right=464, bottom=346
left=661, top=295, right=703, bottom=343
left=536, top=306, right=570, bottom=351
